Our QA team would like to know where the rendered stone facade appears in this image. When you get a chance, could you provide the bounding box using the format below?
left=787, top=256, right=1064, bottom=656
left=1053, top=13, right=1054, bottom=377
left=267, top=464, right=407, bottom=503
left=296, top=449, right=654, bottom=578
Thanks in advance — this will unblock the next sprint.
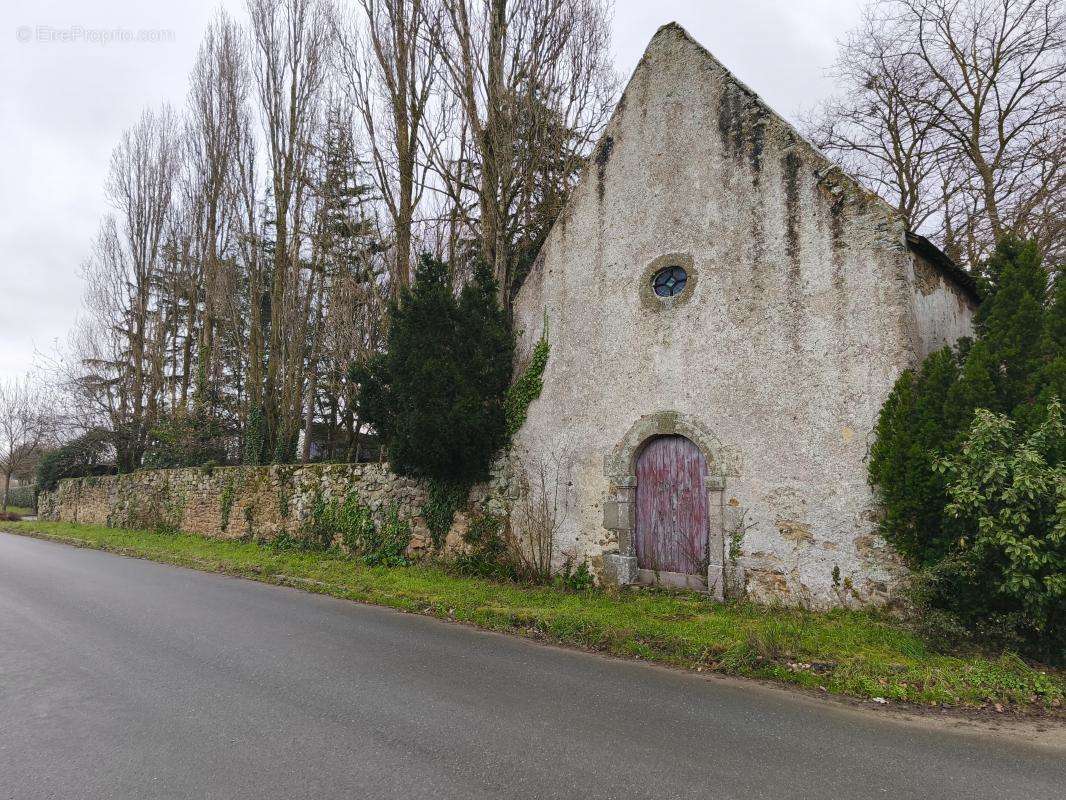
left=507, top=23, right=978, bottom=606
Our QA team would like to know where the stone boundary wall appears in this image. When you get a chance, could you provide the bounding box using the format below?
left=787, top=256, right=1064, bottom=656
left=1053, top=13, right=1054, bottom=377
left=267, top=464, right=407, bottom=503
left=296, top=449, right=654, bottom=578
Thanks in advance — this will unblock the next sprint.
left=38, top=464, right=434, bottom=551
left=38, top=461, right=519, bottom=558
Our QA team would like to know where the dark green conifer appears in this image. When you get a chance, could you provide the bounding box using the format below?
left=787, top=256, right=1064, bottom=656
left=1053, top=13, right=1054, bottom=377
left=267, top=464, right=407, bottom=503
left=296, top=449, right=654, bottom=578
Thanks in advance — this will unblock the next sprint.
left=869, top=347, right=962, bottom=565
left=357, top=255, right=514, bottom=488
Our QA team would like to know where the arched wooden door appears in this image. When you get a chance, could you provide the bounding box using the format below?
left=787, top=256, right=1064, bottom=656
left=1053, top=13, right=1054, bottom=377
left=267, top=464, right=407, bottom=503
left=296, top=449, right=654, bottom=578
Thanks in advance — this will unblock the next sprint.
left=634, top=435, right=708, bottom=578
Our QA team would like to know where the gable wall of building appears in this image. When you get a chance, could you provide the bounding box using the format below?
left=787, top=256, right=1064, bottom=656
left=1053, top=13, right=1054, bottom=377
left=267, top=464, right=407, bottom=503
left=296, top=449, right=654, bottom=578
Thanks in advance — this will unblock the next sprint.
left=509, top=25, right=932, bottom=605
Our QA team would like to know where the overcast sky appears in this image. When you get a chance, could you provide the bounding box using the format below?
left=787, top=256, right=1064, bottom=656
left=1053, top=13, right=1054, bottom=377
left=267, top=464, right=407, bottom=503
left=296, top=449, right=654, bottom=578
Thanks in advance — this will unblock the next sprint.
left=0, top=0, right=864, bottom=383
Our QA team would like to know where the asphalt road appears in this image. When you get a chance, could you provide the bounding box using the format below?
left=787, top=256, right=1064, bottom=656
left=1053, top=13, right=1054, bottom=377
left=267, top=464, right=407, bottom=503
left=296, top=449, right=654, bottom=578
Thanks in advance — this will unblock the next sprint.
left=1, top=532, right=1063, bottom=800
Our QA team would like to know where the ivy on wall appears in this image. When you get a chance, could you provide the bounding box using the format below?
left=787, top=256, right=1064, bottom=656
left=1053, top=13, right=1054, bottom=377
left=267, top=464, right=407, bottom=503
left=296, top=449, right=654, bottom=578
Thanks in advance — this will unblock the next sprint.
left=422, top=481, right=467, bottom=550
left=276, top=466, right=295, bottom=520
left=219, top=478, right=237, bottom=532
left=504, top=335, right=550, bottom=438
left=300, top=489, right=410, bottom=566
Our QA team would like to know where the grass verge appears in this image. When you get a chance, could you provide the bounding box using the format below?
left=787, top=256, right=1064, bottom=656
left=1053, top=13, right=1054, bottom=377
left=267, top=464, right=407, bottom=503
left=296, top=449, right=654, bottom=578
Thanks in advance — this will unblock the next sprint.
left=4, top=519, right=1063, bottom=713
left=1, top=506, right=32, bottom=517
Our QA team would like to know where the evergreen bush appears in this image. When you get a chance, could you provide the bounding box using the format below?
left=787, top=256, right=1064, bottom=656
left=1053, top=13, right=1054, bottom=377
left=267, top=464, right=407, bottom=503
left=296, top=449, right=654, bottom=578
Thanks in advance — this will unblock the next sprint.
left=869, top=347, right=964, bottom=565
left=358, top=255, right=514, bottom=544
left=359, top=255, right=513, bottom=486
left=36, top=429, right=114, bottom=491
left=869, top=236, right=1064, bottom=659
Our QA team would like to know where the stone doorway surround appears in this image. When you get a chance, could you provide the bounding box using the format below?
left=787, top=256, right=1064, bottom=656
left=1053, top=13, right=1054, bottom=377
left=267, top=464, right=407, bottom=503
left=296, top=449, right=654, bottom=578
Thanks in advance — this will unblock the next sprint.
left=601, top=411, right=727, bottom=599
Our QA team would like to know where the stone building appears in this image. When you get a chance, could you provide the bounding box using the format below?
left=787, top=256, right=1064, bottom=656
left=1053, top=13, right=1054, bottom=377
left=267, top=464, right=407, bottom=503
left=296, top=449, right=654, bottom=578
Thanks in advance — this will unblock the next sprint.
left=508, top=23, right=979, bottom=605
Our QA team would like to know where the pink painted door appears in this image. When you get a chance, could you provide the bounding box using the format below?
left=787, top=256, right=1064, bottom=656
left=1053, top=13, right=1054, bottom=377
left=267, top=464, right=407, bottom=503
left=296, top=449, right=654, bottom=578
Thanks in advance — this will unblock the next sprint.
left=635, top=436, right=708, bottom=575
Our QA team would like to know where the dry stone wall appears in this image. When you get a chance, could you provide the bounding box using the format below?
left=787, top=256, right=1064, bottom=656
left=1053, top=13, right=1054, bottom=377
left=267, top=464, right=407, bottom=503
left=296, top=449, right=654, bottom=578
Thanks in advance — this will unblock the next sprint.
left=39, top=464, right=432, bottom=548
left=37, top=460, right=524, bottom=559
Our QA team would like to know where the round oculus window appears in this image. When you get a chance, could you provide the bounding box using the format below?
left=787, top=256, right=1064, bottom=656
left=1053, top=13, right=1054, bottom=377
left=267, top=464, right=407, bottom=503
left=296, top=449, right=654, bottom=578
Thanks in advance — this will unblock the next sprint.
left=652, top=265, right=688, bottom=297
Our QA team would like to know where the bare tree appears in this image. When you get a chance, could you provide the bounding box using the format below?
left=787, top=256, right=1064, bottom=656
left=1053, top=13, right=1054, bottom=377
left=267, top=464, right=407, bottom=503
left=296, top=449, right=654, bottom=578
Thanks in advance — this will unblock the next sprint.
left=804, top=9, right=951, bottom=234
left=77, top=106, right=180, bottom=471
left=335, top=0, right=437, bottom=293
left=508, top=450, right=574, bottom=581
left=185, top=11, right=249, bottom=403
left=50, top=0, right=619, bottom=470
left=231, top=106, right=265, bottom=459
left=247, top=0, right=331, bottom=460
left=808, top=0, right=1066, bottom=269
left=427, top=0, right=617, bottom=307
left=0, top=375, right=54, bottom=510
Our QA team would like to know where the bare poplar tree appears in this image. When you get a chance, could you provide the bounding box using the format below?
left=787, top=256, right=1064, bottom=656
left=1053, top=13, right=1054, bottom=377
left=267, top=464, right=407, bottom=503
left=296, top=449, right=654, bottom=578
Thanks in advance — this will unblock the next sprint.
left=231, top=110, right=264, bottom=457
left=335, top=0, right=437, bottom=293
left=247, top=0, right=331, bottom=460
left=78, top=106, right=180, bottom=470
left=186, top=11, right=248, bottom=403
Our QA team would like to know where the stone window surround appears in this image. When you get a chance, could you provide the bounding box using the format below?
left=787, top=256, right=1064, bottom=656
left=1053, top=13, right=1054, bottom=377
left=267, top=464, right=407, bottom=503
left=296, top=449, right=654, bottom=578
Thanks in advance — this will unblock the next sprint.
left=639, top=252, right=697, bottom=311
left=601, top=411, right=726, bottom=599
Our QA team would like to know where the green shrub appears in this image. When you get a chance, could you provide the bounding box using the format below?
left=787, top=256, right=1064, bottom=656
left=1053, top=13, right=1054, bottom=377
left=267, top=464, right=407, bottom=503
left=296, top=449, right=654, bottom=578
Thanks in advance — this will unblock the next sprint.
left=557, top=556, right=595, bottom=592
left=36, top=429, right=114, bottom=491
left=930, top=400, right=1065, bottom=661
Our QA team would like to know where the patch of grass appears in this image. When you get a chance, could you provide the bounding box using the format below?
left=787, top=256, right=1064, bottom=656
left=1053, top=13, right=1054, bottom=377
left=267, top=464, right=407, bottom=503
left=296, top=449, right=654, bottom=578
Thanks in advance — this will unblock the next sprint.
left=2, top=506, right=33, bottom=517
left=4, top=520, right=1063, bottom=712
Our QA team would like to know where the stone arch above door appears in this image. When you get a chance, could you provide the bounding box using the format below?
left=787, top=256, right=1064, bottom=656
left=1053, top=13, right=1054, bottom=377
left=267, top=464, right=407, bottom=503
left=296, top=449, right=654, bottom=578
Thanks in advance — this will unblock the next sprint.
left=604, top=411, right=727, bottom=487
left=602, top=411, right=727, bottom=597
